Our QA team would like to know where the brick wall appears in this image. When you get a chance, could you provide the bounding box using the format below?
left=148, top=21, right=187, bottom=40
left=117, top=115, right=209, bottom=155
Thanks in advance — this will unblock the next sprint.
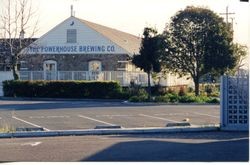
left=20, top=54, right=129, bottom=71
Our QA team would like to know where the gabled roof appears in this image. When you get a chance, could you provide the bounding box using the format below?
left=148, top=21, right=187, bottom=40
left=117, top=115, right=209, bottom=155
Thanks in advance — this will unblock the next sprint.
left=22, top=16, right=141, bottom=55
left=78, top=17, right=141, bottom=55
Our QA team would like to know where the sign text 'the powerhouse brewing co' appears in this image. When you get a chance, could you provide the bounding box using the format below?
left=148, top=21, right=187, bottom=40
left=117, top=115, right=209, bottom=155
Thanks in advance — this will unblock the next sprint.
left=28, top=45, right=116, bottom=53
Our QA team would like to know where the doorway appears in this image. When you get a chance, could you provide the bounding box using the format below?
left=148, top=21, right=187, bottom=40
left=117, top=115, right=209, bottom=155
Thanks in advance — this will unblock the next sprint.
left=43, top=60, right=57, bottom=80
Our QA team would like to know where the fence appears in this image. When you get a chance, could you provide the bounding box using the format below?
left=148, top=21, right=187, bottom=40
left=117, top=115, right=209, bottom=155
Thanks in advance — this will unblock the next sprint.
left=19, top=71, right=149, bottom=87
left=220, top=75, right=249, bottom=131
left=0, top=71, right=13, bottom=96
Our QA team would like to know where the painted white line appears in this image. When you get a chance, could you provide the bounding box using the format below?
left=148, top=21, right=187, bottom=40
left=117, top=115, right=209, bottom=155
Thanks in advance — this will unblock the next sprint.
left=12, top=116, right=50, bottom=131
left=29, top=116, right=45, bottom=119
left=95, top=114, right=134, bottom=117
left=21, top=142, right=42, bottom=147
left=139, top=114, right=181, bottom=123
left=29, top=115, right=70, bottom=119
left=192, top=112, right=219, bottom=118
left=0, top=117, right=2, bottom=120
left=47, top=115, right=70, bottom=118
left=78, top=115, right=115, bottom=126
left=154, top=113, right=190, bottom=116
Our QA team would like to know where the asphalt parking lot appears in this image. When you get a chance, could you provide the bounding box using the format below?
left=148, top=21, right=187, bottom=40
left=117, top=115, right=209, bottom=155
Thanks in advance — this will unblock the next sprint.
left=0, top=131, right=248, bottom=161
left=0, top=100, right=220, bottom=131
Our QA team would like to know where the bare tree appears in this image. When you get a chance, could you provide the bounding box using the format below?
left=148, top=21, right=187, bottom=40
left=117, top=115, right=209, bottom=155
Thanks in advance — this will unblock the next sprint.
left=0, top=0, right=38, bottom=79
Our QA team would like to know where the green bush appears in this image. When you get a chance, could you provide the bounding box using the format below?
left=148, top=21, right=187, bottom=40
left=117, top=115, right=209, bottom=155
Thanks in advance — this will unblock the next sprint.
left=154, top=94, right=220, bottom=104
left=154, top=95, right=170, bottom=103
left=178, top=86, right=186, bottom=96
left=167, top=93, right=179, bottom=103
left=128, top=95, right=148, bottom=102
left=3, top=80, right=124, bottom=99
left=206, top=97, right=220, bottom=103
left=179, top=95, right=196, bottom=103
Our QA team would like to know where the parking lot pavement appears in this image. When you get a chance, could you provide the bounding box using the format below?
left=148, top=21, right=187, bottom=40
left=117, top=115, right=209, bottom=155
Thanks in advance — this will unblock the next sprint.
left=0, top=100, right=220, bottom=131
left=0, top=131, right=248, bottom=161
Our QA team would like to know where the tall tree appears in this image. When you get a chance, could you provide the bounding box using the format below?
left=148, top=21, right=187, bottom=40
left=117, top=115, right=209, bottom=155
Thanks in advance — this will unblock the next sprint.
left=132, top=27, right=164, bottom=100
left=232, top=43, right=248, bottom=74
left=0, top=0, right=38, bottom=79
left=162, top=6, right=237, bottom=96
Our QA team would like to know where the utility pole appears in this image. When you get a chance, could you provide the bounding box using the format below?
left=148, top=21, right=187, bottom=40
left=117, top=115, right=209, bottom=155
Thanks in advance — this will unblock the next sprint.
left=219, top=6, right=235, bottom=24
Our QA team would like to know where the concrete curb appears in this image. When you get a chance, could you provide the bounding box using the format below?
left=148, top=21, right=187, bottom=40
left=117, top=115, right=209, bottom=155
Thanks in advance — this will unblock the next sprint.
left=0, top=125, right=220, bottom=138
left=0, top=97, right=219, bottom=105
left=0, top=97, right=125, bottom=102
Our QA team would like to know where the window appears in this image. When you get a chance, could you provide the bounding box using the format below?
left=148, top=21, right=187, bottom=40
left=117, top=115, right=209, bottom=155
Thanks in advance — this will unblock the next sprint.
left=20, top=61, right=28, bottom=71
left=89, top=60, right=102, bottom=72
left=67, top=29, right=77, bottom=43
left=43, top=60, right=57, bottom=71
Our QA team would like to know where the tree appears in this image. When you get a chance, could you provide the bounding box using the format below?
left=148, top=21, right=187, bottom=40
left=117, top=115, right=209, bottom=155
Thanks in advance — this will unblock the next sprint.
left=0, top=0, right=38, bottom=79
left=132, top=27, right=165, bottom=100
left=162, top=6, right=237, bottom=96
left=232, top=43, right=248, bottom=74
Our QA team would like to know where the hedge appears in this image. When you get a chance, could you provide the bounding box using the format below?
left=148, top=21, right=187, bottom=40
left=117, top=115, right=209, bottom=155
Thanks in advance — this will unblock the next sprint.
left=3, top=80, right=124, bottom=99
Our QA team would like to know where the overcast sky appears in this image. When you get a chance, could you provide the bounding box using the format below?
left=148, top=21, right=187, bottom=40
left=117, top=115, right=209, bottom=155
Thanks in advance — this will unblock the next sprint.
left=33, top=0, right=249, bottom=45
left=0, top=0, right=249, bottom=46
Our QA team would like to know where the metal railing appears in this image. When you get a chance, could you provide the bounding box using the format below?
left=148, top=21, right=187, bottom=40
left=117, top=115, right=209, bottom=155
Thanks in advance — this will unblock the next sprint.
left=19, top=71, right=148, bottom=86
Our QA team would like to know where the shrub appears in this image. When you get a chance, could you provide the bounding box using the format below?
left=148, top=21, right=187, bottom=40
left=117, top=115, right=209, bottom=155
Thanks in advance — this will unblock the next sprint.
left=155, top=95, right=170, bottom=103
left=205, top=85, right=213, bottom=96
left=128, top=95, right=148, bottom=102
left=178, top=86, right=186, bottom=96
left=179, top=95, right=196, bottom=103
left=166, top=93, right=179, bottom=103
left=167, top=87, right=174, bottom=94
left=187, top=87, right=194, bottom=93
left=127, top=82, right=148, bottom=97
left=206, top=97, right=220, bottom=103
left=210, top=91, right=220, bottom=97
left=151, top=85, right=167, bottom=95
left=3, top=80, right=124, bottom=99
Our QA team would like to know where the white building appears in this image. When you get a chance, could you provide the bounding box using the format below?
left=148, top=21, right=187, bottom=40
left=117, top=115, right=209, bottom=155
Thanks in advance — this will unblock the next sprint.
left=16, top=14, right=193, bottom=87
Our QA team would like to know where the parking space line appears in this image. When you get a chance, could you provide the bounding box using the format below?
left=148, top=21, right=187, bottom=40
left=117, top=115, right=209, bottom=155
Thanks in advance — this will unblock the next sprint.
left=12, top=116, right=50, bottom=131
left=192, top=112, right=219, bottom=118
left=47, top=115, right=70, bottom=118
left=95, top=114, right=134, bottom=117
left=29, top=115, right=70, bottom=119
left=139, top=114, right=181, bottom=123
left=154, top=113, right=190, bottom=116
left=78, top=115, right=116, bottom=126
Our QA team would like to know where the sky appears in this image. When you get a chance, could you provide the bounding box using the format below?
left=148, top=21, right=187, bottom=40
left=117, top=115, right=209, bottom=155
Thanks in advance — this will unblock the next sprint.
left=34, top=0, right=249, bottom=45
left=0, top=0, right=249, bottom=65
left=0, top=0, right=249, bottom=44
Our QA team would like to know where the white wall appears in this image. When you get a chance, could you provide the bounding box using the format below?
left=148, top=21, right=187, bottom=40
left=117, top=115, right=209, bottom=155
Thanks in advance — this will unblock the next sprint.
left=0, top=71, right=13, bottom=96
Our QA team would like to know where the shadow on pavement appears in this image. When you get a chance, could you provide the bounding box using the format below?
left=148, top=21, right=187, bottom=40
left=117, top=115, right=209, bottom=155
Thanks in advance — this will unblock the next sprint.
left=0, top=102, right=126, bottom=110
left=106, top=131, right=249, bottom=140
left=83, top=138, right=249, bottom=161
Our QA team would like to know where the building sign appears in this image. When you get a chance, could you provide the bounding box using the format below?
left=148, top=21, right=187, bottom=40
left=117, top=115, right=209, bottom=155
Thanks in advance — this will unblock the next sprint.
left=27, top=45, right=116, bottom=54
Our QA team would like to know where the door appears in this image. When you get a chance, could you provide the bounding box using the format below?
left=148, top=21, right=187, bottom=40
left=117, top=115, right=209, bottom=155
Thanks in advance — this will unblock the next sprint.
left=43, top=60, right=57, bottom=80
